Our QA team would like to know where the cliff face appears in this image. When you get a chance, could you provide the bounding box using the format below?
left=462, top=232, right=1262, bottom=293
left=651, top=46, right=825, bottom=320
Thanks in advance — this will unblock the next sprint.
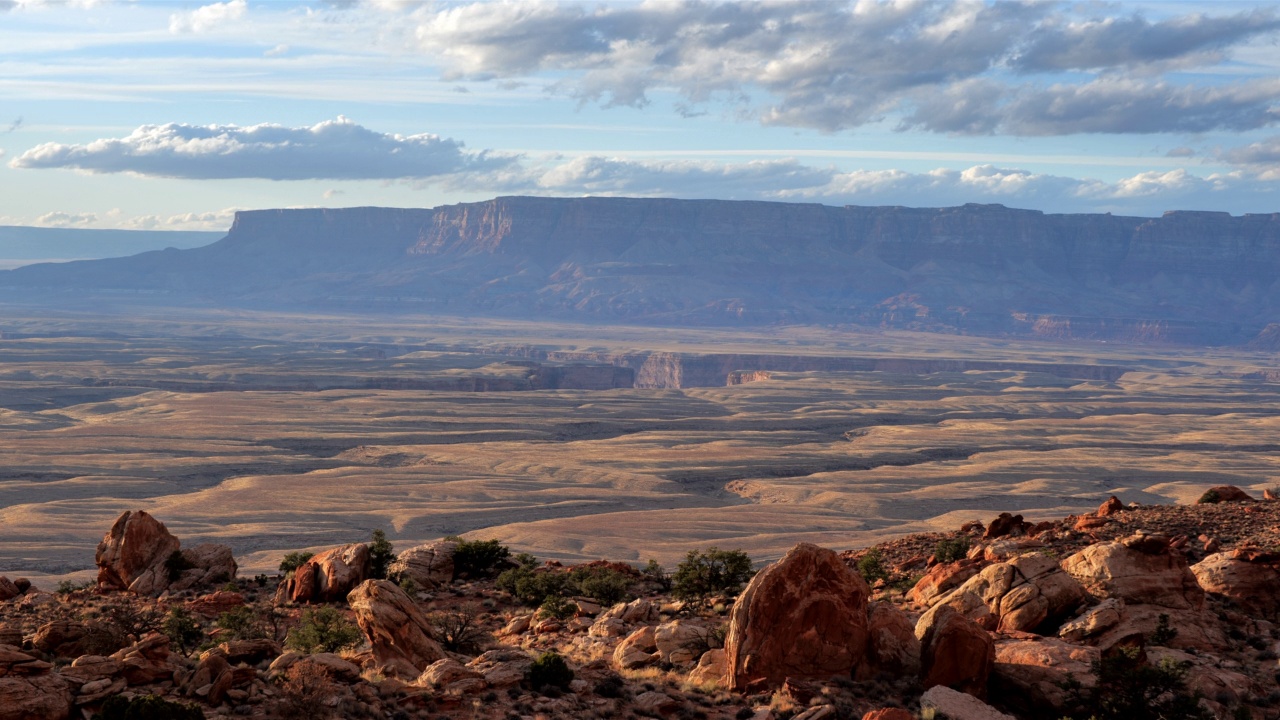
left=3, top=197, right=1279, bottom=345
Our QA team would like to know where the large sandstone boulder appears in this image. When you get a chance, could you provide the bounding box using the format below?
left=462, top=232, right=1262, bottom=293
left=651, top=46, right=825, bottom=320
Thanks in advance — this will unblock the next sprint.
left=1061, top=533, right=1204, bottom=610
left=466, top=648, right=533, bottom=687
left=688, top=649, right=727, bottom=687
left=725, top=543, right=869, bottom=692
left=861, top=601, right=920, bottom=679
left=991, top=636, right=1097, bottom=713
left=0, top=577, right=19, bottom=602
left=95, top=510, right=237, bottom=596
left=347, top=579, right=445, bottom=675
left=32, top=620, right=90, bottom=659
left=916, top=605, right=995, bottom=699
left=924, top=553, right=1087, bottom=633
left=920, top=685, right=1016, bottom=720
left=111, top=633, right=178, bottom=686
left=95, top=510, right=182, bottom=595
left=654, top=620, right=705, bottom=666
left=1191, top=549, right=1280, bottom=617
left=1196, top=485, right=1254, bottom=503
left=908, top=559, right=980, bottom=607
left=279, top=543, right=371, bottom=604
left=613, top=626, right=660, bottom=670
left=0, top=645, right=71, bottom=720
left=388, top=541, right=457, bottom=589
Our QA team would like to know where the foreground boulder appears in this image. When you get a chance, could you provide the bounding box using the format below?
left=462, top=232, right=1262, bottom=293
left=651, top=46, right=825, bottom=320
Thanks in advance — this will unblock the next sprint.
left=1191, top=548, right=1280, bottom=618
left=916, top=605, right=995, bottom=699
left=347, top=579, right=445, bottom=675
left=725, top=543, right=870, bottom=692
left=387, top=540, right=457, bottom=589
left=278, top=543, right=370, bottom=604
left=861, top=601, right=920, bottom=679
left=991, top=636, right=1097, bottom=713
left=920, top=684, right=1016, bottom=720
left=0, top=645, right=72, bottom=720
left=95, top=510, right=236, bottom=596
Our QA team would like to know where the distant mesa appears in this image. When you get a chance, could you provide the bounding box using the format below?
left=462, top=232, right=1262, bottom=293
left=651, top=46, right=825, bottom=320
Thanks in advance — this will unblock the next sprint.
left=3, top=196, right=1280, bottom=345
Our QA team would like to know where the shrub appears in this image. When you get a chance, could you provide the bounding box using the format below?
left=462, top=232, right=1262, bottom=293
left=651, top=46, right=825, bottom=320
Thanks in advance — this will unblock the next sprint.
left=569, top=566, right=632, bottom=605
left=496, top=566, right=570, bottom=606
left=642, top=559, right=671, bottom=590
left=56, top=579, right=92, bottom=595
left=275, top=662, right=336, bottom=720
left=285, top=607, right=361, bottom=654
left=672, top=547, right=753, bottom=602
left=94, top=694, right=205, bottom=720
left=428, top=605, right=486, bottom=653
left=1149, top=614, right=1178, bottom=646
left=453, top=538, right=512, bottom=578
left=216, top=606, right=265, bottom=641
left=514, top=552, right=538, bottom=568
left=935, top=537, right=971, bottom=563
left=398, top=576, right=420, bottom=597
left=527, top=651, right=573, bottom=690
left=1059, top=645, right=1212, bottom=720
left=538, top=594, right=577, bottom=621
left=164, top=551, right=195, bottom=582
left=162, top=607, right=204, bottom=654
left=99, top=600, right=164, bottom=640
left=278, top=552, right=313, bottom=575
left=1197, top=488, right=1222, bottom=504
left=368, top=529, right=395, bottom=580
left=856, top=549, right=889, bottom=583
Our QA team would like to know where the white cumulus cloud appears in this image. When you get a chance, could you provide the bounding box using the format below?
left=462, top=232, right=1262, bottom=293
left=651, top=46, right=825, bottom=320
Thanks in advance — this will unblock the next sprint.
left=170, top=0, right=247, bottom=34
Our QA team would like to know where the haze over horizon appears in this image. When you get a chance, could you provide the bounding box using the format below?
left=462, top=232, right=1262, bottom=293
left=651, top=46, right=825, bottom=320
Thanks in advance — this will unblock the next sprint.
left=1, top=0, right=1279, bottom=235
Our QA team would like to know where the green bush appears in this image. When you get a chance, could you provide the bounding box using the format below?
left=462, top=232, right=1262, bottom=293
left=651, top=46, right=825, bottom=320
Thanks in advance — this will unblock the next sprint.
left=642, top=559, right=671, bottom=590
left=935, top=537, right=971, bottom=563
left=452, top=538, right=511, bottom=578
left=856, top=549, right=889, bottom=583
left=671, top=547, right=753, bottom=602
left=496, top=566, right=570, bottom=606
left=216, top=606, right=265, bottom=641
left=538, top=594, right=577, bottom=621
left=278, top=552, right=313, bottom=575
left=162, top=607, right=203, bottom=654
left=1196, top=488, right=1222, bottom=504
left=56, top=579, right=92, bottom=595
left=285, top=607, right=361, bottom=654
left=569, top=566, right=632, bottom=606
left=368, top=529, right=395, bottom=580
left=1148, top=613, right=1178, bottom=646
left=94, top=694, right=204, bottom=720
left=1059, top=645, right=1211, bottom=720
left=164, top=551, right=195, bottom=582
left=527, top=651, right=574, bottom=690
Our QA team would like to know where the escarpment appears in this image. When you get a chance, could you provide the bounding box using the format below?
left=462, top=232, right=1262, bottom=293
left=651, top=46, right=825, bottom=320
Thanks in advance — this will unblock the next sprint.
left=4, top=197, right=1280, bottom=345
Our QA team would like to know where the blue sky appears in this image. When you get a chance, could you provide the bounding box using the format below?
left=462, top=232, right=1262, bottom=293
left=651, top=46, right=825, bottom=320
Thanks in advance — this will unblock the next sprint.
left=1, top=0, right=1279, bottom=231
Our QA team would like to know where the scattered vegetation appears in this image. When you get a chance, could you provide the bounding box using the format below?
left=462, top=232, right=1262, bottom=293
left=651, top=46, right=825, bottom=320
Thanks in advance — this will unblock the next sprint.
left=427, top=604, right=487, bottom=653
left=538, top=594, right=577, bottom=622
left=1149, top=614, right=1178, bottom=646
left=672, top=547, right=754, bottom=603
left=94, top=694, right=205, bottom=720
left=527, top=650, right=574, bottom=690
left=56, top=579, right=92, bottom=595
left=285, top=607, right=361, bottom=654
left=642, top=559, right=672, bottom=590
left=162, top=607, right=204, bottom=654
left=568, top=565, right=632, bottom=605
left=216, top=606, right=266, bottom=641
left=855, top=548, right=889, bottom=583
left=496, top=565, right=570, bottom=606
left=452, top=538, right=512, bottom=578
left=1059, top=646, right=1212, bottom=720
left=934, top=537, right=971, bottom=563
left=368, top=529, right=395, bottom=580
left=275, top=662, right=337, bottom=720
left=278, top=551, right=313, bottom=575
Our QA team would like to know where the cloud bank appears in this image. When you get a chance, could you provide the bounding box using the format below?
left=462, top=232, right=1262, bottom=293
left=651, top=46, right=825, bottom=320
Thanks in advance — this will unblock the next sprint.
left=13, top=118, right=1279, bottom=217
left=10, top=117, right=514, bottom=180
left=410, top=0, right=1280, bottom=136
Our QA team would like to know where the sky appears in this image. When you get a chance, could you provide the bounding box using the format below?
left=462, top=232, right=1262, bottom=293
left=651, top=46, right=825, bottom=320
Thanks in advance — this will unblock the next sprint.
left=1, top=0, right=1279, bottom=232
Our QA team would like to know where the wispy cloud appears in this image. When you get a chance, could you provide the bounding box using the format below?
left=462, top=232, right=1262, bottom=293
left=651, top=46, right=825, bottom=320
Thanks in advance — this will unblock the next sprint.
left=10, top=116, right=516, bottom=180
left=3, top=117, right=23, bottom=134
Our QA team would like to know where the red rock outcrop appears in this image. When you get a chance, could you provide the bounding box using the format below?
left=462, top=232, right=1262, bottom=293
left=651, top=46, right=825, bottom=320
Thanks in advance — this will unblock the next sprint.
left=1198, top=485, right=1255, bottom=503
left=922, top=553, right=1087, bottom=634
left=1191, top=549, right=1280, bottom=617
left=983, top=513, right=1031, bottom=540
left=908, top=559, right=981, bottom=607
left=1096, top=496, right=1124, bottom=517
left=916, top=605, right=995, bottom=699
left=347, top=579, right=445, bottom=676
left=0, top=644, right=71, bottom=720
left=725, top=543, right=870, bottom=692
left=862, top=601, right=920, bottom=678
left=95, top=510, right=236, bottom=596
left=278, top=542, right=370, bottom=604
left=991, top=636, right=1097, bottom=712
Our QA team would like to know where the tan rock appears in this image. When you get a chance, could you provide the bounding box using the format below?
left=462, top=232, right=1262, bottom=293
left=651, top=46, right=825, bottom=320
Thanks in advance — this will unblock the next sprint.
left=1057, top=598, right=1123, bottom=642
left=415, top=658, right=485, bottom=695
left=920, top=685, right=1015, bottom=720
left=862, top=601, right=920, bottom=678
left=613, top=625, right=660, bottom=670
left=216, top=638, right=281, bottom=665
left=688, top=649, right=727, bottom=687
left=1061, top=535, right=1204, bottom=610
left=110, top=633, right=176, bottom=685
left=280, top=543, right=371, bottom=604
left=726, top=543, right=869, bottom=692
left=32, top=620, right=89, bottom=659
left=95, top=510, right=182, bottom=595
left=633, top=690, right=680, bottom=717
left=347, top=579, right=445, bottom=675
left=916, top=605, right=994, bottom=699
left=653, top=620, right=705, bottom=666
left=168, top=543, right=238, bottom=593
left=992, top=636, right=1097, bottom=712
left=926, top=553, right=1086, bottom=634
left=387, top=541, right=457, bottom=590
left=185, top=590, right=245, bottom=619
left=467, top=648, right=532, bottom=687
left=588, top=616, right=627, bottom=638
left=601, top=597, right=659, bottom=624
left=1191, top=551, right=1280, bottom=617
left=0, top=671, right=72, bottom=720
left=500, top=614, right=532, bottom=636
left=186, top=651, right=232, bottom=705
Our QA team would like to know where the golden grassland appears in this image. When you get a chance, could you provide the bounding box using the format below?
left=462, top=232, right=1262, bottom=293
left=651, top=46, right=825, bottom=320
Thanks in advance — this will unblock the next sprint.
left=2, top=307, right=1280, bottom=585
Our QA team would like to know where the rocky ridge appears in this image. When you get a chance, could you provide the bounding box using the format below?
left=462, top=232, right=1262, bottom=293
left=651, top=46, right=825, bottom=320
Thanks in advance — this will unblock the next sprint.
left=2, top=491, right=1280, bottom=720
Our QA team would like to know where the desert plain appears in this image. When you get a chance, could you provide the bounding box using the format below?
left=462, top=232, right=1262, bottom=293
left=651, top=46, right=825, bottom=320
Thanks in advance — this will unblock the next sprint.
left=2, top=306, right=1279, bottom=587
